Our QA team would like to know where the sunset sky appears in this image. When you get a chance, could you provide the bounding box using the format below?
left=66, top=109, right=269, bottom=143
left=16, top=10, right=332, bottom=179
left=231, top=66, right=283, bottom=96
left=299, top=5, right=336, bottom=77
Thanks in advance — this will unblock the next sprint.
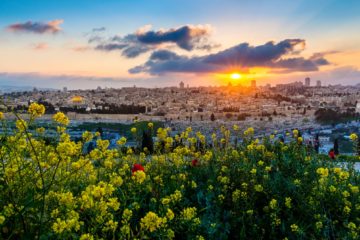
left=1, top=0, right=360, bottom=89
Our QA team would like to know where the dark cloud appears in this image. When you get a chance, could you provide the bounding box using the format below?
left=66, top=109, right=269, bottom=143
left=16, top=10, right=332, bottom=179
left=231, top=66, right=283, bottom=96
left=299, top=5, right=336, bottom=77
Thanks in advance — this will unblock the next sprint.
left=273, top=58, right=319, bottom=72
left=7, top=20, right=63, bottom=34
left=308, top=51, right=337, bottom=66
left=92, top=24, right=218, bottom=58
left=136, top=25, right=213, bottom=50
left=95, top=43, right=128, bottom=51
left=129, top=39, right=330, bottom=75
left=149, top=50, right=182, bottom=61
left=205, top=39, right=305, bottom=66
left=121, top=45, right=151, bottom=58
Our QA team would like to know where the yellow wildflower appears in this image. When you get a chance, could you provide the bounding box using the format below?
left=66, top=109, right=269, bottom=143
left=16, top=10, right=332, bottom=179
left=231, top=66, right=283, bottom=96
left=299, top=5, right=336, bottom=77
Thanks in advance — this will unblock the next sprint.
left=244, top=127, right=254, bottom=136
left=285, top=197, right=292, bottom=209
left=292, top=129, right=299, bottom=137
left=140, top=211, right=164, bottom=232
left=80, top=234, right=94, bottom=240
left=117, top=136, right=127, bottom=145
left=28, top=102, right=45, bottom=118
left=181, top=207, right=197, bottom=221
left=166, top=209, right=175, bottom=220
left=290, top=224, right=299, bottom=233
left=269, top=199, right=277, bottom=209
left=0, top=215, right=5, bottom=225
left=132, top=170, right=146, bottom=184
left=349, top=133, right=358, bottom=141
left=254, top=184, right=263, bottom=192
left=53, top=112, right=69, bottom=126
left=316, top=168, right=329, bottom=178
left=16, top=119, right=27, bottom=132
left=315, top=221, right=323, bottom=230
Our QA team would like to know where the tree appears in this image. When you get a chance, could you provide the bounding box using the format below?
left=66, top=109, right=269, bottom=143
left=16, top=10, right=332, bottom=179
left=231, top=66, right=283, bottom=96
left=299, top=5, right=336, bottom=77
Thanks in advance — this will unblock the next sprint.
left=314, top=134, right=320, bottom=153
left=333, top=138, right=339, bottom=155
left=210, top=113, right=215, bottom=121
left=96, top=127, right=104, bottom=138
left=141, top=130, right=154, bottom=154
left=225, top=113, right=233, bottom=119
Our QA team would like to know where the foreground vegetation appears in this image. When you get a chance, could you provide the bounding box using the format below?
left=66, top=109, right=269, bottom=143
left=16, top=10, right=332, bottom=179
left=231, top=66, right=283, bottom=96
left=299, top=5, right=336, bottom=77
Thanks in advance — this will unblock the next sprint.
left=0, top=104, right=359, bottom=239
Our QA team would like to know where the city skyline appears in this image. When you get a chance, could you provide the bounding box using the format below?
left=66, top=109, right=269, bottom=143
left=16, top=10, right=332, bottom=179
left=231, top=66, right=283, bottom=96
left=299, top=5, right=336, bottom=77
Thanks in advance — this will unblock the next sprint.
left=1, top=0, right=360, bottom=89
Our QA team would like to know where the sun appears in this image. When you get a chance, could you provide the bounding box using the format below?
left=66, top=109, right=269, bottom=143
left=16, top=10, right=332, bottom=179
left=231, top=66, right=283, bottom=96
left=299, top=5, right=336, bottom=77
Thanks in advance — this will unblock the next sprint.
left=230, top=73, right=241, bottom=80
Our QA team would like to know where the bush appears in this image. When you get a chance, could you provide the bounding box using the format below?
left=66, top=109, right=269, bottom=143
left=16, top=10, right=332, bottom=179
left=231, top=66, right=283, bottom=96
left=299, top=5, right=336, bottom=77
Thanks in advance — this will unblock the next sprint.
left=0, top=105, right=359, bottom=239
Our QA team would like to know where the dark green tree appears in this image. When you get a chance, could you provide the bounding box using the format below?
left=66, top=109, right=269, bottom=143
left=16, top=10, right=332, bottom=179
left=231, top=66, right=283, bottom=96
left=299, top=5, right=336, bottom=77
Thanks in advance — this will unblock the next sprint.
left=333, top=138, right=339, bottom=155
left=141, top=130, right=154, bottom=154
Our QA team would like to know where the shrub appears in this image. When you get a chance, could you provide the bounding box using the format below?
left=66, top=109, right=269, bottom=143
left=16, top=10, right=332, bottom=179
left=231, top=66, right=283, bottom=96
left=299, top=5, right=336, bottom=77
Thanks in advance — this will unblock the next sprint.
left=0, top=105, right=359, bottom=239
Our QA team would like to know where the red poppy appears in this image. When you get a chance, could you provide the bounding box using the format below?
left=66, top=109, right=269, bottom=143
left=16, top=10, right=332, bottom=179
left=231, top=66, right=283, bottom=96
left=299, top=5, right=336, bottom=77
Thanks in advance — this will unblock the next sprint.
left=191, top=159, right=199, bottom=167
left=328, top=151, right=335, bottom=160
left=132, top=163, right=145, bottom=173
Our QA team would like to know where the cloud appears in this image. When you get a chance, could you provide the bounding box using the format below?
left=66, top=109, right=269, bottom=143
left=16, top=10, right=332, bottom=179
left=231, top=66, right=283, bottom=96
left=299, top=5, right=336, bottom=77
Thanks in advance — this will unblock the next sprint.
left=95, top=43, right=128, bottom=51
left=129, top=39, right=330, bottom=75
left=92, top=27, right=106, bottom=32
left=72, top=46, right=92, bottom=52
left=7, top=19, right=63, bottom=34
left=136, top=24, right=213, bottom=50
left=92, top=24, right=218, bottom=58
left=32, top=42, right=48, bottom=50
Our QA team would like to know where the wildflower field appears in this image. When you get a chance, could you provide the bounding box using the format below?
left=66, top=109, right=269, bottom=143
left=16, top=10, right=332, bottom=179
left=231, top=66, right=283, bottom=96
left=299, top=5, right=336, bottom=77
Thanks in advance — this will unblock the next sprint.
left=0, top=103, right=359, bottom=239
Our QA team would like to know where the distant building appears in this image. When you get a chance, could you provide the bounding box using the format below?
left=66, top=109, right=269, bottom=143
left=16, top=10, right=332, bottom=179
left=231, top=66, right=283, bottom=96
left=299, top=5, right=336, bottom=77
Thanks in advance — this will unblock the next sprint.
left=251, top=80, right=256, bottom=88
left=179, top=81, right=185, bottom=89
left=316, top=80, right=321, bottom=87
left=305, top=77, right=311, bottom=87
left=63, top=87, right=68, bottom=92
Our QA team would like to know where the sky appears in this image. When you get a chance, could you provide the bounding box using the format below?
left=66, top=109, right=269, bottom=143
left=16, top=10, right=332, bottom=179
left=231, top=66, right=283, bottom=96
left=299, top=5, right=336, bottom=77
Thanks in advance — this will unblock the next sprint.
left=1, top=0, right=360, bottom=89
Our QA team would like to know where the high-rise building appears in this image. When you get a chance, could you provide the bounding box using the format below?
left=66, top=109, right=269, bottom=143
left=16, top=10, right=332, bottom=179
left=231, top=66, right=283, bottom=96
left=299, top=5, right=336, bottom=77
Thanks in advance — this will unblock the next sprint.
left=179, top=81, right=185, bottom=89
left=316, top=80, right=321, bottom=87
left=251, top=79, right=256, bottom=88
left=305, top=77, right=311, bottom=87
left=63, top=87, right=68, bottom=92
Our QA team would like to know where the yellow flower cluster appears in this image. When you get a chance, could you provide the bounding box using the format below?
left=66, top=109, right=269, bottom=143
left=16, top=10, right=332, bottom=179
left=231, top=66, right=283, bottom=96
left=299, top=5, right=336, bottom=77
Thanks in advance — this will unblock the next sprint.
left=53, top=112, right=70, bottom=125
left=349, top=133, right=358, bottom=141
left=28, top=102, right=45, bottom=118
left=244, top=127, right=254, bottom=136
left=132, top=170, right=146, bottom=184
left=181, top=207, right=197, bottom=221
left=140, top=211, right=165, bottom=232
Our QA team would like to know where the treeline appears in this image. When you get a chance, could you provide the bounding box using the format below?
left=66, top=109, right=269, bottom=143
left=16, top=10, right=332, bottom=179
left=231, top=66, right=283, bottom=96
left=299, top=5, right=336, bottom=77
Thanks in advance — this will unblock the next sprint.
left=315, top=108, right=359, bottom=125
left=9, top=102, right=146, bottom=114
left=60, top=103, right=146, bottom=114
